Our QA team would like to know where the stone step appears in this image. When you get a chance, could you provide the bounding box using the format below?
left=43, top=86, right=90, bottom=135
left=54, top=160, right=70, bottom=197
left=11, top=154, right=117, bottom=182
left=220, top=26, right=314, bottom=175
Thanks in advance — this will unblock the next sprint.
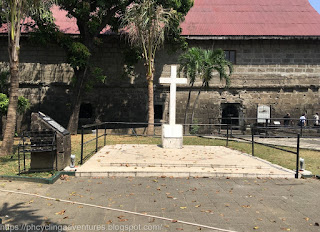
left=75, top=166, right=295, bottom=178
left=75, top=144, right=296, bottom=179
left=100, top=162, right=270, bottom=169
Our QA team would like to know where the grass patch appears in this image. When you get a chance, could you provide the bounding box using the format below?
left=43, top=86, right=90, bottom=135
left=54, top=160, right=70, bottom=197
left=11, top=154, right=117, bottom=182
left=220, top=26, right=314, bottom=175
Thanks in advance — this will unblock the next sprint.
left=1, top=135, right=320, bottom=177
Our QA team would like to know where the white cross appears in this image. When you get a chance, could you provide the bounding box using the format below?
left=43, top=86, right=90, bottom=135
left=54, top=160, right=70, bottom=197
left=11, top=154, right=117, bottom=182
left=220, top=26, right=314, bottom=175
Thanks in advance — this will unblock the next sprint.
left=159, top=65, right=187, bottom=125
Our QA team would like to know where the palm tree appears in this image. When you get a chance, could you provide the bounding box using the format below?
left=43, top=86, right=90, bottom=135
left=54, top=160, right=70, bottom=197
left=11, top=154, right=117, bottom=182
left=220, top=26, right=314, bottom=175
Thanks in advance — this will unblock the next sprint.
left=121, top=0, right=177, bottom=135
left=0, top=0, right=54, bottom=156
left=179, top=48, right=233, bottom=128
left=178, top=47, right=203, bottom=126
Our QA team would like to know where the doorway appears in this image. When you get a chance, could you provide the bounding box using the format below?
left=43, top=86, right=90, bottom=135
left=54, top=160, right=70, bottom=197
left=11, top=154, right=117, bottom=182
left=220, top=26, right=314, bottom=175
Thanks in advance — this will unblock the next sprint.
left=79, top=103, right=93, bottom=119
left=221, top=103, right=240, bottom=125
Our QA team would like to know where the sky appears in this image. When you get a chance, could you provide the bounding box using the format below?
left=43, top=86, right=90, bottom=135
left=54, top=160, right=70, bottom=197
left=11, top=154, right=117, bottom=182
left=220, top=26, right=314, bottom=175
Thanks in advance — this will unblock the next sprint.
left=309, top=0, right=320, bottom=14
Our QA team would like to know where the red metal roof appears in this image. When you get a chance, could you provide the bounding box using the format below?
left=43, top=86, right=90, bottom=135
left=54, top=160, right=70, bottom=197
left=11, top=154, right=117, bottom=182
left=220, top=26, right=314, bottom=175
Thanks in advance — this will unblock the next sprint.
left=180, top=0, right=320, bottom=36
left=1, top=0, right=320, bottom=36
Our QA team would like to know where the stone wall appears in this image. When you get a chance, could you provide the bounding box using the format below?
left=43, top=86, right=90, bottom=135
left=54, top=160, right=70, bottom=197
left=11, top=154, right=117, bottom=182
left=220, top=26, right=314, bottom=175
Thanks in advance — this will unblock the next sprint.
left=0, top=36, right=319, bottom=131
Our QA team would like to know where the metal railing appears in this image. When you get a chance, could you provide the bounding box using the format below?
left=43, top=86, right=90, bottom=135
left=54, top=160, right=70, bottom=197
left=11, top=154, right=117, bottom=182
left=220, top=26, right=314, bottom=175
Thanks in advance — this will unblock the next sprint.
left=230, top=125, right=302, bottom=179
left=80, top=122, right=163, bottom=164
left=79, top=118, right=319, bottom=178
left=79, top=121, right=230, bottom=164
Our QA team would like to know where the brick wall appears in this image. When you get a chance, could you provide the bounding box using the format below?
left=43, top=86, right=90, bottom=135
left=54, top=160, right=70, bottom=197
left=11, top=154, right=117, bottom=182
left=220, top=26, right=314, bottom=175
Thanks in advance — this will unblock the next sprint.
left=0, top=36, right=319, bottom=130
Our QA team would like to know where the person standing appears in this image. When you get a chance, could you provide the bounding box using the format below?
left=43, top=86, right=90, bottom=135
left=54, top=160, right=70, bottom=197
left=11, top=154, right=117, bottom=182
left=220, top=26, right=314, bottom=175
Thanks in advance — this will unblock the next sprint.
left=283, top=113, right=291, bottom=126
left=299, top=113, right=306, bottom=126
left=313, top=113, right=319, bottom=126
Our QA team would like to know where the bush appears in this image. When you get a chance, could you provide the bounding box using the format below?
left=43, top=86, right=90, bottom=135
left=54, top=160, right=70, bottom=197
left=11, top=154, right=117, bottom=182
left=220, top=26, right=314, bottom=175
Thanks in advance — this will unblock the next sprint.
left=190, top=119, right=200, bottom=134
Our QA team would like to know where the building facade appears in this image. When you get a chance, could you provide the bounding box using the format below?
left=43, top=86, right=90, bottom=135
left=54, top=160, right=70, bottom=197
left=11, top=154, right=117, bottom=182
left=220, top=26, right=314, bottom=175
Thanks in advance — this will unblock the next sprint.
left=0, top=0, right=319, bottom=132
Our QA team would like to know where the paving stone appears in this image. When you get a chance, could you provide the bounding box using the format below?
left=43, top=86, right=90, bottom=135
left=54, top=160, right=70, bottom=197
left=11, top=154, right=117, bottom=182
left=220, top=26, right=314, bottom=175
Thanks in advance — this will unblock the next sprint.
left=0, top=177, right=320, bottom=232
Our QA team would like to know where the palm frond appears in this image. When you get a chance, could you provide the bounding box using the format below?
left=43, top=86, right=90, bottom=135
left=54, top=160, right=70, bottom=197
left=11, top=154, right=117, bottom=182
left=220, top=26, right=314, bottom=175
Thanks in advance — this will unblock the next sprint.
left=121, top=0, right=177, bottom=62
left=179, top=47, right=233, bottom=88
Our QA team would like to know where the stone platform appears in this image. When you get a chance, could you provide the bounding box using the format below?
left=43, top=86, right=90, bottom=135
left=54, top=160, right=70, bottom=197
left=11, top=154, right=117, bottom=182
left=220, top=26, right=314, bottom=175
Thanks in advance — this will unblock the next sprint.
left=75, top=144, right=296, bottom=178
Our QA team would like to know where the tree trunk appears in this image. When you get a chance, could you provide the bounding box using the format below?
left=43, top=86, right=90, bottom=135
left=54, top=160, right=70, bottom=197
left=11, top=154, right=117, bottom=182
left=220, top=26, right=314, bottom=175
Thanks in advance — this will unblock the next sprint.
left=147, top=76, right=154, bottom=135
left=67, top=68, right=87, bottom=135
left=0, top=61, right=19, bottom=156
left=190, top=81, right=205, bottom=125
left=183, top=82, right=194, bottom=133
left=1, top=116, right=6, bottom=139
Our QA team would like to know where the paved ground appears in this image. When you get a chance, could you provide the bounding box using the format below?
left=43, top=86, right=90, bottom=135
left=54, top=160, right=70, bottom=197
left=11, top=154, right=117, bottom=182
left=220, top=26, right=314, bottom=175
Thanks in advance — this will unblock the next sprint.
left=75, top=144, right=295, bottom=178
left=0, top=177, right=319, bottom=232
left=206, top=136, right=320, bottom=151
left=253, top=137, right=320, bottom=151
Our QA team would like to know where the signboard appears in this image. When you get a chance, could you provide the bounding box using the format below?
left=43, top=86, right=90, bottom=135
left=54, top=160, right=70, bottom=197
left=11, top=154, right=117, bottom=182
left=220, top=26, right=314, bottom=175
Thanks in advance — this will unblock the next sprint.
left=38, top=112, right=70, bottom=135
left=257, top=105, right=271, bottom=123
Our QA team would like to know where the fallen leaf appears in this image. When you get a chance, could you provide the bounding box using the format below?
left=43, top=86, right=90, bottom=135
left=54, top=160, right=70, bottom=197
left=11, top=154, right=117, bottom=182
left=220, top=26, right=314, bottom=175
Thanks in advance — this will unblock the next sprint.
left=304, top=217, right=310, bottom=221
left=180, top=207, right=187, bottom=209
left=106, top=220, right=112, bottom=224
left=55, top=210, right=66, bottom=215
left=171, top=220, right=178, bottom=223
left=60, top=175, right=69, bottom=180
left=63, top=216, right=69, bottom=219
left=195, top=205, right=201, bottom=208
left=253, top=226, right=259, bottom=230
left=201, top=210, right=213, bottom=214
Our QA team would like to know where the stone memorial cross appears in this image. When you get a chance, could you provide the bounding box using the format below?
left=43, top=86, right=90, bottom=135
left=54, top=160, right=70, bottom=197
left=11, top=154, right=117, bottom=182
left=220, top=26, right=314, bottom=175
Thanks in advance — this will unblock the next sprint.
left=159, top=65, right=187, bottom=149
left=159, top=65, right=187, bottom=125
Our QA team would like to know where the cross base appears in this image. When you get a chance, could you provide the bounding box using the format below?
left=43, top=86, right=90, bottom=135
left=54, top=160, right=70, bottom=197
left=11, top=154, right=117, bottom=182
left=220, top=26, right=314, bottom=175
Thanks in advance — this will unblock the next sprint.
left=162, top=124, right=183, bottom=149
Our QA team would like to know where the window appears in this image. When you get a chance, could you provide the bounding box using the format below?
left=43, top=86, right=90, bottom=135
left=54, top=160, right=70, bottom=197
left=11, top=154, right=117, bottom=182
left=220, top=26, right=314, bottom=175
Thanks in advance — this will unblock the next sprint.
left=224, top=50, right=236, bottom=64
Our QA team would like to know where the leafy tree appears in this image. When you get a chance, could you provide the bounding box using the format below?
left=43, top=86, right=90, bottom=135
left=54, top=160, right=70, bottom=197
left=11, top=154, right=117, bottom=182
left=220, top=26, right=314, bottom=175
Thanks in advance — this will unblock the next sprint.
left=0, top=71, right=29, bottom=116
left=0, top=0, right=54, bottom=156
left=33, top=0, right=192, bottom=135
left=179, top=48, right=233, bottom=127
left=31, top=0, right=136, bottom=135
left=121, top=0, right=176, bottom=135
left=121, top=0, right=193, bottom=135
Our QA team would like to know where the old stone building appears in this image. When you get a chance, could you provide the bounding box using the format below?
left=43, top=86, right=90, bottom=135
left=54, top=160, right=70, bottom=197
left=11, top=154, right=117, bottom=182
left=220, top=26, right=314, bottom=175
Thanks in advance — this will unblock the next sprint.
left=0, top=0, right=320, bottom=132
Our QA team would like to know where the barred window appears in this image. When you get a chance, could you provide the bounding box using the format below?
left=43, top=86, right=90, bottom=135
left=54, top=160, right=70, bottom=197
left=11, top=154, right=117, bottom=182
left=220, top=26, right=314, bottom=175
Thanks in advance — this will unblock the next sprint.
left=224, top=50, right=236, bottom=64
